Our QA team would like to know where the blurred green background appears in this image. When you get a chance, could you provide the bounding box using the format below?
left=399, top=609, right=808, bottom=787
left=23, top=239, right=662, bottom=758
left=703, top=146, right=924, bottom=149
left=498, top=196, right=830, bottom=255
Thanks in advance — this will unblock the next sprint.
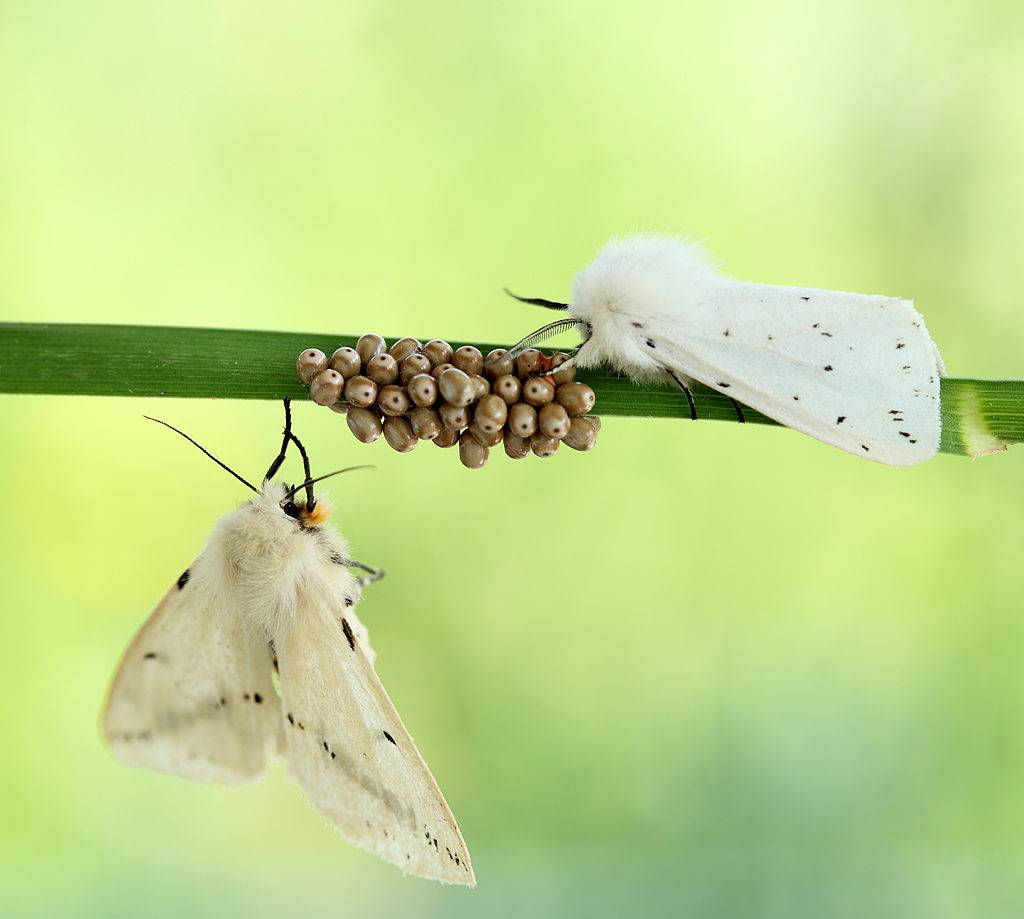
left=3, top=2, right=1024, bottom=916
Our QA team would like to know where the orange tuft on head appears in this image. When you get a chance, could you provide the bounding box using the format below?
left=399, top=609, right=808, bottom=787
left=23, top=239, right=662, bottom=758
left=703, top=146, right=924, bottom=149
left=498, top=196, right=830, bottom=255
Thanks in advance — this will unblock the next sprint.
left=300, top=499, right=333, bottom=527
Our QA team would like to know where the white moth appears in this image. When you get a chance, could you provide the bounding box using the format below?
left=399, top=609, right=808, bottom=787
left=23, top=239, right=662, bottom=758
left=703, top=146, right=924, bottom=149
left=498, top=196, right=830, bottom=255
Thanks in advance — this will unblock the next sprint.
left=508, top=236, right=946, bottom=466
left=102, top=405, right=474, bottom=886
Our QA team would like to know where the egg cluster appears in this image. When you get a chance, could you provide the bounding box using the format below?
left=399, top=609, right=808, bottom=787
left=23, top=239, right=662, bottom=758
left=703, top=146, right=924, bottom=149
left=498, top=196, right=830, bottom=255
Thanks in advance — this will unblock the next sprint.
left=297, top=335, right=600, bottom=468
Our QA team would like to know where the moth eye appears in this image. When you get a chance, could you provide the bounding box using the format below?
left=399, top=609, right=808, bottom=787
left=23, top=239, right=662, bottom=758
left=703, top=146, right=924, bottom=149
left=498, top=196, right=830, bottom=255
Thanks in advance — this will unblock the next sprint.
left=282, top=501, right=301, bottom=519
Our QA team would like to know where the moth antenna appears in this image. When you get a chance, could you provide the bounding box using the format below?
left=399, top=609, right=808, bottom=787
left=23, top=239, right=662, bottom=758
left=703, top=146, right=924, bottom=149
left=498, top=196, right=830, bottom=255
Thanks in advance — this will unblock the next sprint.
left=263, top=398, right=293, bottom=482
left=285, top=465, right=375, bottom=503
left=505, top=317, right=586, bottom=358
left=286, top=431, right=315, bottom=509
left=143, top=416, right=260, bottom=494
left=503, top=288, right=569, bottom=310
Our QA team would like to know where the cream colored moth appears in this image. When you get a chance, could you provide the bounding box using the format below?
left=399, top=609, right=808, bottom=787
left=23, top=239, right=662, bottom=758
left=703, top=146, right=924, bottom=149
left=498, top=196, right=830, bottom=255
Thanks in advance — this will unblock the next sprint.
left=102, top=402, right=474, bottom=886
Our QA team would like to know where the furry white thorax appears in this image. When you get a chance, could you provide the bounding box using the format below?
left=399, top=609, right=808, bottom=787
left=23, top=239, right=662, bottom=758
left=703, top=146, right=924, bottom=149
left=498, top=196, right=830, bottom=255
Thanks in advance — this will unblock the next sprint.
left=193, top=481, right=355, bottom=641
left=569, top=236, right=719, bottom=381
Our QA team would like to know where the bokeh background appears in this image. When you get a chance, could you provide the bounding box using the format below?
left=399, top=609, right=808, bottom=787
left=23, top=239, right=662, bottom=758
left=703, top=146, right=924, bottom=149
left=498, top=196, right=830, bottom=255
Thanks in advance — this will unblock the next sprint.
left=3, top=2, right=1024, bottom=916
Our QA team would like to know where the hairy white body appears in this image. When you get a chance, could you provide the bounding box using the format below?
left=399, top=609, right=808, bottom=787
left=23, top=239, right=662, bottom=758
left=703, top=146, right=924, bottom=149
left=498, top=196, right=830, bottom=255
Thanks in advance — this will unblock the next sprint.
left=566, top=236, right=945, bottom=466
left=104, top=482, right=474, bottom=886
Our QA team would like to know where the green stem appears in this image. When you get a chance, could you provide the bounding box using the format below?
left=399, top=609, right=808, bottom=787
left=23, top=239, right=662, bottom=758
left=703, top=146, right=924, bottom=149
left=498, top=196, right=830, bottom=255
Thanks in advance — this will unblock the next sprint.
left=1, top=322, right=1021, bottom=458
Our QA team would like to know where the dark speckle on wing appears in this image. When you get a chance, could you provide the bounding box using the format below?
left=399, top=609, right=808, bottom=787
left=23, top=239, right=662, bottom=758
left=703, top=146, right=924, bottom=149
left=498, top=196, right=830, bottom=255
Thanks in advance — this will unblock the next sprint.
left=342, top=618, right=356, bottom=651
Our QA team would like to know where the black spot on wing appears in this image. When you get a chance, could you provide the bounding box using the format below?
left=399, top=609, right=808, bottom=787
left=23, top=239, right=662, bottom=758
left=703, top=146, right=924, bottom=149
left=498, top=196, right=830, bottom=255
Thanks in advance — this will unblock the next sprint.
left=717, top=382, right=731, bottom=389
left=177, top=569, right=190, bottom=589
left=342, top=618, right=356, bottom=651
left=836, top=416, right=845, bottom=424
left=143, top=652, right=158, bottom=660
left=861, top=445, right=870, bottom=452
left=631, top=321, right=643, bottom=328
left=645, top=338, right=655, bottom=348
left=824, top=365, right=833, bottom=372
left=383, top=730, right=397, bottom=745
left=253, top=693, right=263, bottom=704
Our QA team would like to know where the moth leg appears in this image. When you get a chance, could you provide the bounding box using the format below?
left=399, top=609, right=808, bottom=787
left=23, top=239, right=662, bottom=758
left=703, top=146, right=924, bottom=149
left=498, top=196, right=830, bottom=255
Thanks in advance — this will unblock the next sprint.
left=348, top=559, right=385, bottom=588
left=730, top=398, right=746, bottom=423
left=665, top=368, right=698, bottom=421
left=264, top=399, right=294, bottom=481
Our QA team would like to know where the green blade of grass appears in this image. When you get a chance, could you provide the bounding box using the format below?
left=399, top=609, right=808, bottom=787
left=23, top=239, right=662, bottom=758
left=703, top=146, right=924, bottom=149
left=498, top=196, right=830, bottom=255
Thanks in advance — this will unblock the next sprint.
left=1, top=322, right=1021, bottom=458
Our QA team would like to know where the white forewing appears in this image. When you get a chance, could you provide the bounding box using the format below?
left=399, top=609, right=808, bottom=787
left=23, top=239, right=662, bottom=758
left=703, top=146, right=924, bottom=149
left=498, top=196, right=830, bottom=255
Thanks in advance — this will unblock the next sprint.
left=568, top=236, right=944, bottom=466
left=274, top=588, right=475, bottom=886
left=103, top=557, right=284, bottom=784
left=103, top=481, right=473, bottom=883
left=650, top=280, right=943, bottom=465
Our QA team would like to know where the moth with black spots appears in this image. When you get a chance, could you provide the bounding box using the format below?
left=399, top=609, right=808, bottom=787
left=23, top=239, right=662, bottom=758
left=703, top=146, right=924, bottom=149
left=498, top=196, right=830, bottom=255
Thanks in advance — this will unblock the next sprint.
left=506, top=236, right=945, bottom=466
left=102, top=402, right=474, bottom=886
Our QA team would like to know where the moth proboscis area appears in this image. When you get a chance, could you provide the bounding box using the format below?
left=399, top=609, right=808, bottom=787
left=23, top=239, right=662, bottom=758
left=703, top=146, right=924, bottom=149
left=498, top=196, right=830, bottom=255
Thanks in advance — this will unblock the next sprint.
left=102, top=401, right=474, bottom=886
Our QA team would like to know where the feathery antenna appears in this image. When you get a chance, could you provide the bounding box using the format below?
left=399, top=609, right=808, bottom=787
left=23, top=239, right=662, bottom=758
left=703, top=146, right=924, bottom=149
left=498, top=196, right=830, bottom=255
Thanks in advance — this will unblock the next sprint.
left=503, top=288, right=569, bottom=310
left=285, top=466, right=375, bottom=504
left=505, top=317, right=585, bottom=358
left=144, top=415, right=260, bottom=493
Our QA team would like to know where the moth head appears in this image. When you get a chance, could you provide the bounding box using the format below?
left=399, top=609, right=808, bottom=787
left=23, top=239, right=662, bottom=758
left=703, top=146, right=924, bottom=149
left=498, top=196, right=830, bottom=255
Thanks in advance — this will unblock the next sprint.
left=271, top=481, right=334, bottom=527
left=145, top=399, right=368, bottom=528
left=264, top=401, right=369, bottom=525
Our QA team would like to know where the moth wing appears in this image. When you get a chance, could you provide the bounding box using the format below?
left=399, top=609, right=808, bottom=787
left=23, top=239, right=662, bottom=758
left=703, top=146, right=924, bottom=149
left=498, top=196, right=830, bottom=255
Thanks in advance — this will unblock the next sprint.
left=275, top=591, right=474, bottom=886
left=103, top=559, right=284, bottom=784
left=654, top=282, right=943, bottom=465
